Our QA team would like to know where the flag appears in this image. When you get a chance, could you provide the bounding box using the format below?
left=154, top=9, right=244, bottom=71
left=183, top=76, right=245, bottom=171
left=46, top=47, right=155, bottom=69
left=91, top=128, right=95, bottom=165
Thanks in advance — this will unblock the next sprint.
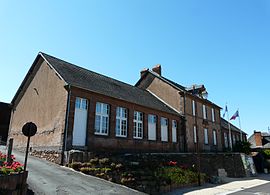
left=230, top=110, right=239, bottom=120
left=223, top=105, right=228, bottom=118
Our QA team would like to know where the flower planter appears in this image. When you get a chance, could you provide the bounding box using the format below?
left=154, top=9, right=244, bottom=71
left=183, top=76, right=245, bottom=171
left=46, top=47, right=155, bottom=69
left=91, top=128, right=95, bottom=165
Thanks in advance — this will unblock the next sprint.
left=0, top=171, right=28, bottom=195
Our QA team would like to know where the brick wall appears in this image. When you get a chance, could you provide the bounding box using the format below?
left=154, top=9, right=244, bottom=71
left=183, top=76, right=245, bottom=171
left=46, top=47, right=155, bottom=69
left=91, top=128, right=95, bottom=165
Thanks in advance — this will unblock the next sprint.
left=138, top=75, right=223, bottom=152
left=65, top=87, right=184, bottom=153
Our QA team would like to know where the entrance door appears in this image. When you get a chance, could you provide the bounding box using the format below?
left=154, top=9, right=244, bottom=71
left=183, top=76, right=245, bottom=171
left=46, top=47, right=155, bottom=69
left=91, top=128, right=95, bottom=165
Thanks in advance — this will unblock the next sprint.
left=72, top=97, right=88, bottom=146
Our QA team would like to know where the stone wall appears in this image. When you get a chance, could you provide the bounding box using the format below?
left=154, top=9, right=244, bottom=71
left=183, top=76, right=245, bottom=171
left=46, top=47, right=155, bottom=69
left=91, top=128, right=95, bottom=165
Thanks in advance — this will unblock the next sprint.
left=67, top=151, right=248, bottom=178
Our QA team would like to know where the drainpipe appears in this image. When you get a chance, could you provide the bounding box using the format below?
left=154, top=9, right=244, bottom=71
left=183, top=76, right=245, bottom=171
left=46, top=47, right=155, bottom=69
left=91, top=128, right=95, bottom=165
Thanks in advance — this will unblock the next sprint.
left=179, top=91, right=187, bottom=152
left=61, top=84, right=71, bottom=165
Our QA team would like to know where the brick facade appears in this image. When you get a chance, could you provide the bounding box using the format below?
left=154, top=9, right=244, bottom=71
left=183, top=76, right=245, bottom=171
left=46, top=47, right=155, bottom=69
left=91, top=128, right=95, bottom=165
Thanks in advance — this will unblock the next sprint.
left=136, top=70, right=222, bottom=152
left=66, top=87, right=183, bottom=153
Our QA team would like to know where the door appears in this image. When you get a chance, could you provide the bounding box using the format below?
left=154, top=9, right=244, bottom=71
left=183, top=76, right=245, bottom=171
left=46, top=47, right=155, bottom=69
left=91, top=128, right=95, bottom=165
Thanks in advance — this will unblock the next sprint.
left=72, top=97, right=88, bottom=146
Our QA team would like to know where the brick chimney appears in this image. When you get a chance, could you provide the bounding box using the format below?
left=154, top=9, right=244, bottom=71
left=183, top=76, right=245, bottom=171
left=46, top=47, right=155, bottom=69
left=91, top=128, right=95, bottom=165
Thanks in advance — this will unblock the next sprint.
left=140, top=68, right=149, bottom=78
left=254, top=131, right=262, bottom=147
left=152, top=64, right=161, bottom=76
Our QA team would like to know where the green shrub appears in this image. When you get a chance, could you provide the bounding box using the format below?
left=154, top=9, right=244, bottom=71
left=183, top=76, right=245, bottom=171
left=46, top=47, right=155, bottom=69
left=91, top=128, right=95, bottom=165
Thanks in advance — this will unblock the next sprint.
left=158, top=166, right=201, bottom=185
left=68, top=162, right=82, bottom=170
left=263, top=149, right=270, bottom=159
left=233, top=141, right=251, bottom=155
left=99, top=158, right=110, bottom=166
left=89, top=158, right=99, bottom=166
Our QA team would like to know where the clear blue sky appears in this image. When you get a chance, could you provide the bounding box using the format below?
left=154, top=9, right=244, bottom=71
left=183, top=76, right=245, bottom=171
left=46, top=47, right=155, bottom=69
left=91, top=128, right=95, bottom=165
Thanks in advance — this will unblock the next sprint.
left=1, top=0, right=269, bottom=137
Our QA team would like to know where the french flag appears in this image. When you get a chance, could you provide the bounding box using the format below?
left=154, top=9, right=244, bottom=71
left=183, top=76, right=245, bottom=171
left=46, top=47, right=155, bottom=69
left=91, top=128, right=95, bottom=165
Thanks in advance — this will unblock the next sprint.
left=230, top=110, right=239, bottom=120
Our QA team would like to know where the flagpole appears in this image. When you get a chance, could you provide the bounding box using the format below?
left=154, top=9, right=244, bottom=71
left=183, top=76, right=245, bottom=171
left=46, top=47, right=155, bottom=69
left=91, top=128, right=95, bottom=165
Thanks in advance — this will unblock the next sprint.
left=226, top=105, right=233, bottom=150
left=238, top=109, right=242, bottom=141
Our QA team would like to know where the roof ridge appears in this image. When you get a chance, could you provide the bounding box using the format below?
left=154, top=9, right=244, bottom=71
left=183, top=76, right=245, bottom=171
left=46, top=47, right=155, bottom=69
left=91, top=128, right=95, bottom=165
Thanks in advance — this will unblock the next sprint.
left=40, top=52, right=149, bottom=92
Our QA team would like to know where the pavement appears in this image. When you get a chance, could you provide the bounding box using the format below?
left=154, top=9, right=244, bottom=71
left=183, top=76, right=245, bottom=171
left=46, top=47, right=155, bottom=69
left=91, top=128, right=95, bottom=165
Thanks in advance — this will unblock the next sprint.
left=0, top=146, right=144, bottom=195
left=167, top=174, right=270, bottom=195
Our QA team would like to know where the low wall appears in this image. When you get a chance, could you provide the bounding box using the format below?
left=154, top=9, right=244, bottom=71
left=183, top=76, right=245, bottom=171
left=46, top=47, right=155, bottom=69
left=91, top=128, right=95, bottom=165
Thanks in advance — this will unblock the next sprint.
left=66, top=151, right=251, bottom=178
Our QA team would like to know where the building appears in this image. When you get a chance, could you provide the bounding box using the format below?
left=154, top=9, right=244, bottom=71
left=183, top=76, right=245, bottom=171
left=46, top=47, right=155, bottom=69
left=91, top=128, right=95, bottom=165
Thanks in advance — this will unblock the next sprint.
left=221, top=118, right=247, bottom=150
left=9, top=52, right=184, bottom=163
left=248, top=131, right=270, bottom=149
left=136, top=65, right=222, bottom=152
left=0, top=102, right=11, bottom=144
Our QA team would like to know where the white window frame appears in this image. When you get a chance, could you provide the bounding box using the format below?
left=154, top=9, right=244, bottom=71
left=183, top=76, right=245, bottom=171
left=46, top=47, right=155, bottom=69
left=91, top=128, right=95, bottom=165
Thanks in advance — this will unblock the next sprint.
left=204, top=128, right=208, bottom=144
left=203, top=105, right=207, bottom=119
left=213, top=129, right=217, bottom=145
left=95, top=102, right=110, bottom=135
left=148, top=114, right=156, bottom=141
left=224, top=132, right=228, bottom=148
left=161, top=117, right=168, bottom=142
left=193, top=125, right=197, bottom=143
left=172, top=120, right=177, bottom=143
left=75, top=97, right=88, bottom=110
left=211, top=108, right=215, bottom=122
left=115, top=107, right=127, bottom=137
left=192, top=100, right=196, bottom=116
left=133, top=111, right=143, bottom=139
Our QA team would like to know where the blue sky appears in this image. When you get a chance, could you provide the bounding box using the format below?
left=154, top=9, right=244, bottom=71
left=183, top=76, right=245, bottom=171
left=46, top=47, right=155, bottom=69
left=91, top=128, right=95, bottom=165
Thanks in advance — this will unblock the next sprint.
left=1, top=0, right=269, bottom=137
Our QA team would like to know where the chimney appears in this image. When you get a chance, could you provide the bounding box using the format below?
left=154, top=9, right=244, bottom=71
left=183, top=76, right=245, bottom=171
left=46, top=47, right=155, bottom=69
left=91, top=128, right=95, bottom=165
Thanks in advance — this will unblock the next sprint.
left=152, top=64, right=161, bottom=76
left=254, top=131, right=262, bottom=147
left=140, top=68, right=149, bottom=78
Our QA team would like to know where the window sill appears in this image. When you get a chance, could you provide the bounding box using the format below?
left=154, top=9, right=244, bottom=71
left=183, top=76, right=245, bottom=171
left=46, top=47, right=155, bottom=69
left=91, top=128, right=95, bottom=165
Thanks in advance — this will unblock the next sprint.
left=94, top=132, right=108, bottom=136
left=116, top=135, right=127, bottom=138
left=133, top=137, right=143, bottom=140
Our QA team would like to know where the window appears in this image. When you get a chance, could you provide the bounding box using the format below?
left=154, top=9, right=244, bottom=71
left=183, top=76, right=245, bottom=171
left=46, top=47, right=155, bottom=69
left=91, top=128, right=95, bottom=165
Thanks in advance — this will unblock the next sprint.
left=236, top=134, right=240, bottom=141
left=75, top=97, right=88, bottom=110
left=148, top=115, right=156, bottom=140
left=213, top=129, right=217, bottom=145
left=116, top=107, right=127, bottom=137
left=232, top=134, right=236, bottom=145
left=203, top=105, right=207, bottom=119
left=95, top=102, right=110, bottom=135
left=161, top=117, right=168, bottom=141
left=211, top=108, right=215, bottom=122
left=193, top=125, right=197, bottom=143
left=204, top=128, right=208, bottom=144
left=224, top=132, right=228, bottom=148
left=192, top=100, right=196, bottom=116
left=133, top=111, right=143, bottom=139
left=172, top=120, right=177, bottom=143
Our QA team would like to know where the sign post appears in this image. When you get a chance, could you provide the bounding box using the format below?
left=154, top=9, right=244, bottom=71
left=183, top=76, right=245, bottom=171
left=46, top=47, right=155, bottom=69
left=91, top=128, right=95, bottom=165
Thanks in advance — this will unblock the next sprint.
left=22, top=122, right=37, bottom=171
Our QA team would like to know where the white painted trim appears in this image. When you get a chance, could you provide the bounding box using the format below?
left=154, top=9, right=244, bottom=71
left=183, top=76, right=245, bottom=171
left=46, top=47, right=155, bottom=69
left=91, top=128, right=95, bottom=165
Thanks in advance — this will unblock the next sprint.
left=146, top=90, right=183, bottom=116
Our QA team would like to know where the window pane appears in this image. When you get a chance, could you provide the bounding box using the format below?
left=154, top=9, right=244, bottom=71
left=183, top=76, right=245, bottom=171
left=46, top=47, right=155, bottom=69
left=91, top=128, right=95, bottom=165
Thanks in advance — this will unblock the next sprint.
left=122, top=108, right=127, bottom=118
left=193, top=126, right=197, bottom=143
left=116, top=107, right=120, bottom=117
left=96, top=102, right=101, bottom=113
left=204, top=128, right=208, bottom=144
left=95, top=115, right=101, bottom=133
left=75, top=98, right=81, bottom=109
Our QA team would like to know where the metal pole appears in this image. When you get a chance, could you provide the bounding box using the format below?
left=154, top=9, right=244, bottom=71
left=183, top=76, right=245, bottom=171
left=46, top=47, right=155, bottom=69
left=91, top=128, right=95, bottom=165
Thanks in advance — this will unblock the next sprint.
left=24, top=136, right=31, bottom=171
left=238, top=109, right=242, bottom=141
left=226, top=106, right=233, bottom=150
left=7, top=138, right=13, bottom=165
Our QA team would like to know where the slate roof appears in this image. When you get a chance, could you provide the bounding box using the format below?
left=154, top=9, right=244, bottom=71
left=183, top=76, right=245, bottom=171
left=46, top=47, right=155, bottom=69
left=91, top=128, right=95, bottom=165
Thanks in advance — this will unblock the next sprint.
left=221, top=118, right=247, bottom=134
left=40, top=53, right=180, bottom=116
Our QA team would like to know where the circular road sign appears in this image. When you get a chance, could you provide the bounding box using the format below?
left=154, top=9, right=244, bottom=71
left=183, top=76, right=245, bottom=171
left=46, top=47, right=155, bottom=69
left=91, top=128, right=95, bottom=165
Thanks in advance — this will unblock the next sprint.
left=22, top=122, right=37, bottom=137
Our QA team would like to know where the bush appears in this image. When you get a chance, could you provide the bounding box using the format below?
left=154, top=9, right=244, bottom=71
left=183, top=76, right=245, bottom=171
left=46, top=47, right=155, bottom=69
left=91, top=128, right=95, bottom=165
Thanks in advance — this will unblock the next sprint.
left=233, top=141, right=251, bottom=155
left=157, top=166, right=202, bottom=185
left=262, top=149, right=270, bottom=159
left=68, top=162, right=82, bottom=170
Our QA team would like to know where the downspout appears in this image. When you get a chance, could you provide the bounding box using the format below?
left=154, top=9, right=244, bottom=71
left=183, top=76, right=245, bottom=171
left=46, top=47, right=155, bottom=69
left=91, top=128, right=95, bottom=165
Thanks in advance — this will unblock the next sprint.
left=179, top=91, right=187, bottom=152
left=61, top=84, right=71, bottom=165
